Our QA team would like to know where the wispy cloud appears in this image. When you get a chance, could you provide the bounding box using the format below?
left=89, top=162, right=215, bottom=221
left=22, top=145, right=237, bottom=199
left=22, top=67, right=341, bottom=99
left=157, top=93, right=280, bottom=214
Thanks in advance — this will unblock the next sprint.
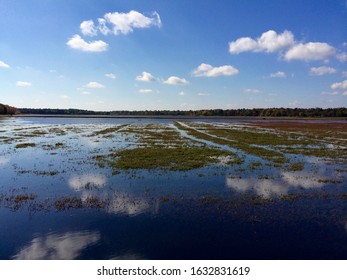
left=16, top=81, right=32, bottom=87
left=105, top=73, right=116, bottom=79
left=164, top=76, right=189, bottom=85
left=331, top=80, right=347, bottom=90
left=0, top=60, right=10, bottom=68
left=139, top=88, right=153, bottom=94
left=197, top=92, right=210, bottom=96
left=192, top=63, right=239, bottom=77
left=270, top=71, right=286, bottom=78
left=178, top=91, right=185, bottom=96
left=136, top=71, right=155, bottom=82
left=67, top=35, right=108, bottom=52
left=310, top=66, right=336, bottom=76
left=84, top=82, right=105, bottom=88
left=244, top=88, right=261, bottom=94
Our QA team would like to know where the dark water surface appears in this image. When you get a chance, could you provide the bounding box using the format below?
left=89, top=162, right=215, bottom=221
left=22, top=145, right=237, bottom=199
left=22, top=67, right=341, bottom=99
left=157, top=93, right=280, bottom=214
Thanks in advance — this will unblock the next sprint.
left=0, top=117, right=346, bottom=259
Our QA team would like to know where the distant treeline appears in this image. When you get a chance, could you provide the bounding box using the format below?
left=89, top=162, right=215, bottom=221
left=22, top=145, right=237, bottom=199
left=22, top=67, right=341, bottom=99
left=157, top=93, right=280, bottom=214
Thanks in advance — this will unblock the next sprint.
left=0, top=103, right=19, bottom=115
left=18, top=107, right=347, bottom=118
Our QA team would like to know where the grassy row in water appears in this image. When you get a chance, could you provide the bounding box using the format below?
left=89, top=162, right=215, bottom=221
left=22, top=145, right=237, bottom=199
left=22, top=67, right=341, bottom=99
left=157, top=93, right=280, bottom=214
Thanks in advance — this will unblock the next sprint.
left=174, top=122, right=287, bottom=164
left=108, top=146, right=239, bottom=171
left=177, top=121, right=347, bottom=161
left=95, top=123, right=242, bottom=171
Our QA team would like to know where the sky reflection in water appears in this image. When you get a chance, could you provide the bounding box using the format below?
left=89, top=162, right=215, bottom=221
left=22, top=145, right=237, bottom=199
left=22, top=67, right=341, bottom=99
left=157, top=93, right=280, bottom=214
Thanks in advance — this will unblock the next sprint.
left=1, top=117, right=346, bottom=259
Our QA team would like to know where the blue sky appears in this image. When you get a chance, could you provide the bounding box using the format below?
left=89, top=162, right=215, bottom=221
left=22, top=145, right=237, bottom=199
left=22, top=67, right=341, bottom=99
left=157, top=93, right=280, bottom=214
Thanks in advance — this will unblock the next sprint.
left=0, top=0, right=346, bottom=111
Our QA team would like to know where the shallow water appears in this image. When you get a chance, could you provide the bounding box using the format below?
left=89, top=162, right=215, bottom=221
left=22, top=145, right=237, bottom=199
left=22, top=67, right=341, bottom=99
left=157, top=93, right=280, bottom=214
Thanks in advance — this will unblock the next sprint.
left=0, top=117, right=346, bottom=259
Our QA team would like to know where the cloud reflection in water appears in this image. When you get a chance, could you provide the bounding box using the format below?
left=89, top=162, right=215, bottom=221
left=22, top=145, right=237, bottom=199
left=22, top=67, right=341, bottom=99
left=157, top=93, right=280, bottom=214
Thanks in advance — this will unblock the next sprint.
left=0, top=156, right=10, bottom=168
left=13, top=230, right=100, bottom=260
left=68, top=174, right=107, bottom=190
left=227, top=169, right=330, bottom=197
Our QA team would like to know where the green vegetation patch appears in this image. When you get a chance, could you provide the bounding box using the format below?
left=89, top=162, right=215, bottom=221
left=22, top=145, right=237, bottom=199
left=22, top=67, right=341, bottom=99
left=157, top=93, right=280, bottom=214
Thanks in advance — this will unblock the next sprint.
left=175, top=122, right=287, bottom=164
left=15, top=142, right=36, bottom=149
left=286, top=162, right=304, bottom=172
left=108, top=146, right=238, bottom=171
left=91, top=124, right=129, bottom=136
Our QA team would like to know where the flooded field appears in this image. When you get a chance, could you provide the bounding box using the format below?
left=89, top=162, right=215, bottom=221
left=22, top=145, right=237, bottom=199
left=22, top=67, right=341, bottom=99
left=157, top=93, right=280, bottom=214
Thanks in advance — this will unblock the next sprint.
left=0, top=117, right=346, bottom=259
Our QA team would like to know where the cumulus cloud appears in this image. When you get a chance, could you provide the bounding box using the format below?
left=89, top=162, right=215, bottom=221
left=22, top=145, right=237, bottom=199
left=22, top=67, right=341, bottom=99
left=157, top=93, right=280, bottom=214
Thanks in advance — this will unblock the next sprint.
left=80, top=10, right=161, bottom=37
left=229, top=30, right=339, bottom=62
left=331, top=80, right=347, bottom=90
left=84, top=82, right=105, bottom=88
left=80, top=20, right=97, bottom=36
left=310, top=66, right=337, bottom=76
left=0, top=60, right=10, bottom=68
left=178, top=91, right=185, bottom=96
left=270, top=71, right=286, bottom=78
left=105, top=73, right=116, bottom=79
left=229, top=30, right=294, bottom=54
left=136, top=71, right=155, bottom=82
left=164, top=76, right=189, bottom=85
left=284, top=42, right=335, bottom=61
left=16, top=81, right=32, bottom=87
left=192, top=63, right=239, bottom=77
left=104, top=10, right=161, bottom=35
left=67, top=34, right=108, bottom=52
left=139, top=88, right=153, bottom=94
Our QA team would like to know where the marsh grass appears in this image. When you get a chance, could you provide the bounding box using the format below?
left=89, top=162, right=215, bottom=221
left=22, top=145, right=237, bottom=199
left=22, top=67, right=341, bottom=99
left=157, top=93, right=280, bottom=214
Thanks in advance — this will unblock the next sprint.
left=15, top=142, right=36, bottom=149
left=107, top=146, right=237, bottom=171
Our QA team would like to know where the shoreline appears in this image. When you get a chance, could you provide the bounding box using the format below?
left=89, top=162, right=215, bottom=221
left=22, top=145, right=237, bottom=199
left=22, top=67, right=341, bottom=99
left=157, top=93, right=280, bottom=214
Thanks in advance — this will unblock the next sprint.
left=7, top=114, right=347, bottom=121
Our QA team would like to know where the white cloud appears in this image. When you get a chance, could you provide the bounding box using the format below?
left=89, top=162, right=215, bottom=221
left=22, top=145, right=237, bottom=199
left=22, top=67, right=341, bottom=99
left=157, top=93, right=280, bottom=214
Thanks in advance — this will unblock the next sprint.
left=84, top=82, right=105, bottom=88
left=229, top=30, right=294, bottom=54
left=102, top=10, right=161, bottom=35
left=16, top=81, right=32, bottom=87
left=310, top=66, right=337, bottom=76
left=80, top=20, right=97, bottom=36
left=337, top=52, right=347, bottom=62
left=244, top=88, right=261, bottom=94
left=321, top=91, right=339, bottom=96
left=331, top=80, right=347, bottom=90
left=105, top=73, right=116, bottom=79
left=60, top=95, right=69, bottom=99
left=0, top=60, right=10, bottom=68
left=343, top=91, right=347, bottom=96
left=139, top=89, right=153, bottom=94
left=178, top=91, right=185, bottom=96
left=192, top=63, right=239, bottom=77
left=197, top=92, right=210, bottom=96
left=284, top=42, right=335, bottom=61
left=80, top=91, right=91, bottom=95
left=164, top=76, right=189, bottom=85
left=229, top=30, right=340, bottom=63
left=270, top=71, right=286, bottom=78
left=136, top=71, right=155, bottom=82
left=67, top=34, right=108, bottom=52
